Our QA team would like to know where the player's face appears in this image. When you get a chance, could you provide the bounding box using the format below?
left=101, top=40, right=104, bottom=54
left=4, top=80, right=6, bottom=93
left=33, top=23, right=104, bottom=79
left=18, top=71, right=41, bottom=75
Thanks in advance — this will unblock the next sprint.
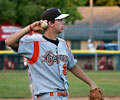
left=54, top=19, right=65, bottom=34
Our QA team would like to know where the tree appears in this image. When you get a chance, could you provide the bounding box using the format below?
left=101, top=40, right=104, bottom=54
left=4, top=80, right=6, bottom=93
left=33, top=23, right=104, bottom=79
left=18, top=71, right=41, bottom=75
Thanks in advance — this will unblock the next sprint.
left=94, top=0, right=120, bottom=6
left=0, top=0, right=87, bottom=26
left=0, top=0, right=17, bottom=24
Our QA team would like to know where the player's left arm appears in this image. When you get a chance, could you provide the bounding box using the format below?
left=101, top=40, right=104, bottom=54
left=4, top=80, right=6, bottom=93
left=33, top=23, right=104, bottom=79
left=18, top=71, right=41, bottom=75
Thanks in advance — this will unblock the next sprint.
left=69, top=64, right=97, bottom=90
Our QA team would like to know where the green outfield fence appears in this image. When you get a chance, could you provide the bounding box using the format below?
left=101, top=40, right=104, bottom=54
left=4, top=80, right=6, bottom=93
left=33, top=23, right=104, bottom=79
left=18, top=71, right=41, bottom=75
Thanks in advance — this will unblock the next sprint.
left=0, top=50, right=24, bottom=70
left=0, top=50, right=120, bottom=70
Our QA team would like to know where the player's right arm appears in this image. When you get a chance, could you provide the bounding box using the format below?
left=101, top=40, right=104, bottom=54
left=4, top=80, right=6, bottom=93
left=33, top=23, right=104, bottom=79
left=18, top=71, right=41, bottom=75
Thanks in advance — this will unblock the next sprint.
left=5, top=21, right=44, bottom=48
left=5, top=25, right=31, bottom=48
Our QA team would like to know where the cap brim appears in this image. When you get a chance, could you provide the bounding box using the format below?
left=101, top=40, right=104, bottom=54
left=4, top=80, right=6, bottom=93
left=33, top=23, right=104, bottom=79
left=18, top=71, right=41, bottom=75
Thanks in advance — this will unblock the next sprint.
left=55, top=14, right=69, bottom=20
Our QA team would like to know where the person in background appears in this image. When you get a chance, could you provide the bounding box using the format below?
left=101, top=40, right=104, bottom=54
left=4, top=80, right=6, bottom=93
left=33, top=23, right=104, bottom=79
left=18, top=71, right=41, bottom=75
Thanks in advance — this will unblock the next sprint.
left=84, top=60, right=93, bottom=70
left=88, top=39, right=96, bottom=50
left=98, top=56, right=107, bottom=70
left=4, top=57, right=15, bottom=70
left=24, top=58, right=36, bottom=100
left=106, top=58, right=114, bottom=70
left=97, top=41, right=107, bottom=50
left=98, top=56, right=114, bottom=70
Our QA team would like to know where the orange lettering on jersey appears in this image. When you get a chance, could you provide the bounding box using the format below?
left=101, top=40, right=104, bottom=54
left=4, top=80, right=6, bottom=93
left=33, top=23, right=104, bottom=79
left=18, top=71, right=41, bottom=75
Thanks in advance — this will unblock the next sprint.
left=28, top=41, right=39, bottom=65
left=63, top=64, right=67, bottom=75
left=49, top=92, right=54, bottom=96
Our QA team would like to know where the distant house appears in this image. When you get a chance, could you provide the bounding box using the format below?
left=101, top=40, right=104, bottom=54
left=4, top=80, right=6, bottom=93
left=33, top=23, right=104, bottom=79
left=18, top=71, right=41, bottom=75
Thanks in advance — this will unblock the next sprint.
left=63, top=7, right=120, bottom=50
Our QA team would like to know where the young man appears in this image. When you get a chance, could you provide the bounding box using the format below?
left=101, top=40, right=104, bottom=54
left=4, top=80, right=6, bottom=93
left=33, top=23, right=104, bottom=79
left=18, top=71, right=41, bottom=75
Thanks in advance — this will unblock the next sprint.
left=24, top=57, right=36, bottom=100
left=5, top=8, right=98, bottom=100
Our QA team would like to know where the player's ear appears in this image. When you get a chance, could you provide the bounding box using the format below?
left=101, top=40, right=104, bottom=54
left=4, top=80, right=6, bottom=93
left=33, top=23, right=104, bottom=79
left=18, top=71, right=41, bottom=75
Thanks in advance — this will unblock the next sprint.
left=48, top=21, right=54, bottom=27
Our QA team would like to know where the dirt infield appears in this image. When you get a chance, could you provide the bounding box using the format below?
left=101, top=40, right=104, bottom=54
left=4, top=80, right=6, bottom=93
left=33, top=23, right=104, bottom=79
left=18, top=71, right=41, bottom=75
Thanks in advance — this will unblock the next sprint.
left=69, top=97, right=120, bottom=100
left=0, top=97, right=120, bottom=100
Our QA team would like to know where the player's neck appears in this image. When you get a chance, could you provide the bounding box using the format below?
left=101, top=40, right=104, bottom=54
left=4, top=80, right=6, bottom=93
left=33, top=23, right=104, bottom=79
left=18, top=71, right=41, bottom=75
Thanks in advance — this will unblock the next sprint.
left=44, top=30, right=58, bottom=40
left=44, top=33, right=57, bottom=40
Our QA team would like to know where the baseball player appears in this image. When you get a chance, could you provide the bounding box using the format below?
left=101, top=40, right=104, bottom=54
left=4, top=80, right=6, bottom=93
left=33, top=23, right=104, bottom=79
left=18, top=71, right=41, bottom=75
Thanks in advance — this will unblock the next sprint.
left=5, top=8, right=98, bottom=100
left=24, top=57, right=36, bottom=100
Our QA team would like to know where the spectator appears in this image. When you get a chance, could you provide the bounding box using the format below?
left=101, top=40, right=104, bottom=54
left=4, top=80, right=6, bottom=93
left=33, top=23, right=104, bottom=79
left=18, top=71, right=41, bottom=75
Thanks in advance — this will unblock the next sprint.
left=106, top=58, right=114, bottom=70
left=84, top=60, right=93, bottom=70
left=98, top=56, right=107, bottom=70
left=88, top=39, right=96, bottom=50
left=97, top=41, right=107, bottom=50
left=4, top=58, right=15, bottom=70
left=98, top=56, right=114, bottom=70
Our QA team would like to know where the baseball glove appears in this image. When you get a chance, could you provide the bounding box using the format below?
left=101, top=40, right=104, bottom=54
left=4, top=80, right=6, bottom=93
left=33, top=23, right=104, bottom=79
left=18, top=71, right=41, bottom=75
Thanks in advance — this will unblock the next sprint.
left=88, top=88, right=104, bottom=100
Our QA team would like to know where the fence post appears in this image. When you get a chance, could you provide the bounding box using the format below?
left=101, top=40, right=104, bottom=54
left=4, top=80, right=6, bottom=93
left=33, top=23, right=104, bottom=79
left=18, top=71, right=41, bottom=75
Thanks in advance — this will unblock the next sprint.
left=95, top=53, right=98, bottom=71
left=118, top=28, right=120, bottom=50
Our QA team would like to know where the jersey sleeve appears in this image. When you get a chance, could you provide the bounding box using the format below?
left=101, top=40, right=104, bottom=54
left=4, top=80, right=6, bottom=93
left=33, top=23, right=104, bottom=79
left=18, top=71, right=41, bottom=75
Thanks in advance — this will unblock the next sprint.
left=13, top=36, right=34, bottom=59
left=66, top=43, right=77, bottom=70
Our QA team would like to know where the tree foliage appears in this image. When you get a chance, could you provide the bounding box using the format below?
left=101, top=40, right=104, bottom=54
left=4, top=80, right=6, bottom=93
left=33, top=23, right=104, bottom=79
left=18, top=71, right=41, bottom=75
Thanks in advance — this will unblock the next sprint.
left=0, top=0, right=87, bottom=26
left=0, top=0, right=17, bottom=24
left=94, top=0, right=120, bottom=6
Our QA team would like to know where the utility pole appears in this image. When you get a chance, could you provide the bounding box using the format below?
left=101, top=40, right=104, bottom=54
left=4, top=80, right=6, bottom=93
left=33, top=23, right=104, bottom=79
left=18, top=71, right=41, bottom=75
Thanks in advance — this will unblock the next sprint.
left=90, top=0, right=98, bottom=70
left=90, top=0, right=93, bottom=40
left=118, top=29, right=120, bottom=50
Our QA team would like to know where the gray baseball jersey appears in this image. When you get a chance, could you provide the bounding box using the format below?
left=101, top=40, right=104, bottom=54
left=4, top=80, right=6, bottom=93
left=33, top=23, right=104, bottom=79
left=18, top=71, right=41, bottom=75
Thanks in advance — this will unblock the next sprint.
left=14, top=34, right=77, bottom=95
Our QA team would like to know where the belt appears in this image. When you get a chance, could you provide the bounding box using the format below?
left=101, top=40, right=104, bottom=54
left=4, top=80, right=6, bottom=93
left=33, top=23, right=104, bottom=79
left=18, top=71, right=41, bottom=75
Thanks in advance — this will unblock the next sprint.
left=37, top=91, right=68, bottom=100
left=50, top=91, right=68, bottom=97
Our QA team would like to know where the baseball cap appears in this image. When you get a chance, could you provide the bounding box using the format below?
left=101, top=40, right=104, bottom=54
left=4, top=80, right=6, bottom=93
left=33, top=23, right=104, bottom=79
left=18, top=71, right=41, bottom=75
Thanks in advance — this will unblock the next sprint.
left=41, top=8, right=69, bottom=21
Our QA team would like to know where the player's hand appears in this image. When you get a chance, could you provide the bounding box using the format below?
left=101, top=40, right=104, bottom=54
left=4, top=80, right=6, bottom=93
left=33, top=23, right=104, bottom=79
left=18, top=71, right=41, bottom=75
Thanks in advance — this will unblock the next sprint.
left=29, top=20, right=47, bottom=32
left=90, top=82, right=98, bottom=90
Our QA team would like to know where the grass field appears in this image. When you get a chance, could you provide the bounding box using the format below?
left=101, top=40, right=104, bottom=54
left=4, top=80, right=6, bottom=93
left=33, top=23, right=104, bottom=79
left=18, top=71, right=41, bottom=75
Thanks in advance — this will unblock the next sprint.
left=0, top=70, right=120, bottom=98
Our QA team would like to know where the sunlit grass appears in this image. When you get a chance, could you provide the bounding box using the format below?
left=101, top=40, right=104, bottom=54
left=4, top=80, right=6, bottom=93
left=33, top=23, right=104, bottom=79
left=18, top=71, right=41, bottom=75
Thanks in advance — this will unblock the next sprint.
left=0, top=70, right=120, bottom=98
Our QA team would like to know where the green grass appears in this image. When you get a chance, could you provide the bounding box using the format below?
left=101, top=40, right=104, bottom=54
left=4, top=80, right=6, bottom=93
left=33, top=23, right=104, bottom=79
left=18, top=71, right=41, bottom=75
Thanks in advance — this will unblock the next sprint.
left=68, top=71, right=120, bottom=97
left=0, top=70, right=30, bottom=98
left=0, top=70, right=120, bottom=98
